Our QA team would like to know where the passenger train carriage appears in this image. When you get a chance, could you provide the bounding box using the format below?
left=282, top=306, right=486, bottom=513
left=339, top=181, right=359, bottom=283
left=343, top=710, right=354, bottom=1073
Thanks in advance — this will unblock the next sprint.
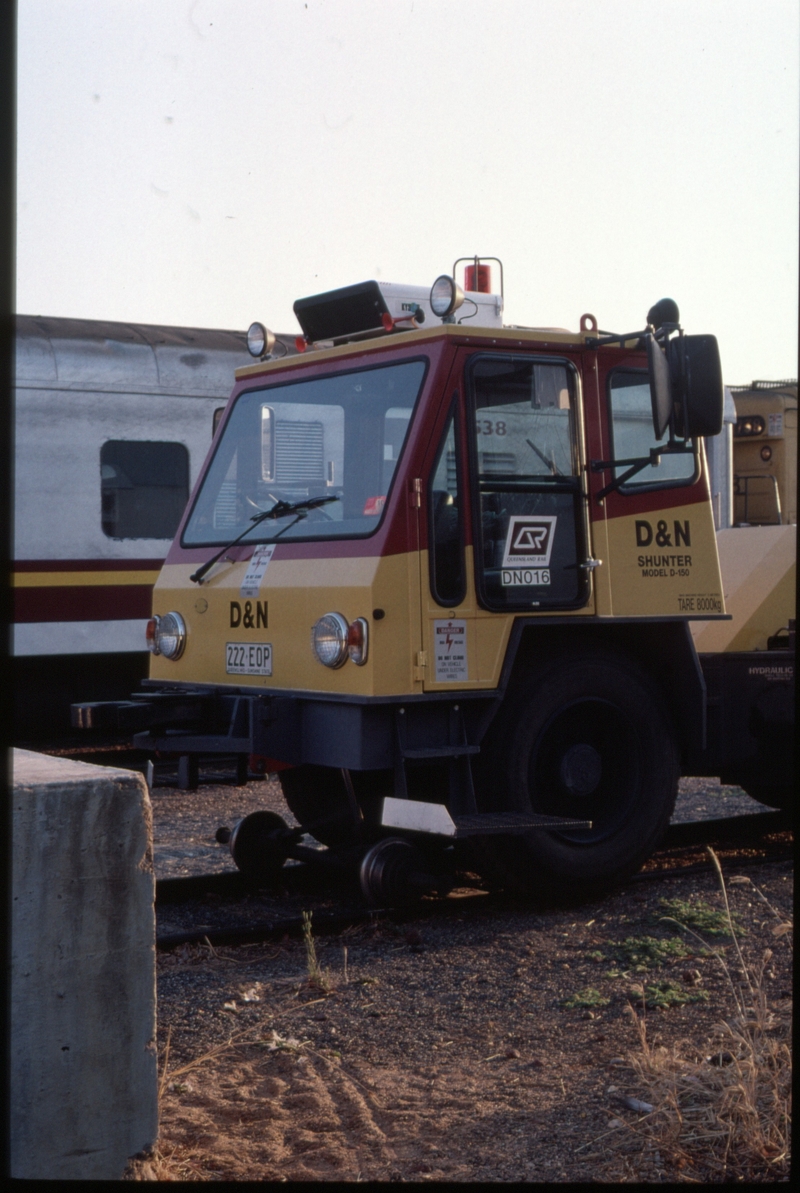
left=12, top=316, right=295, bottom=737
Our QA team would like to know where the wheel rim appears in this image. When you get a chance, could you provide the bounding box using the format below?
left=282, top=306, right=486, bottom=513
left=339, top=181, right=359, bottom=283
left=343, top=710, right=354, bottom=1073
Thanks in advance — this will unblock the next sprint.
left=527, top=697, right=641, bottom=843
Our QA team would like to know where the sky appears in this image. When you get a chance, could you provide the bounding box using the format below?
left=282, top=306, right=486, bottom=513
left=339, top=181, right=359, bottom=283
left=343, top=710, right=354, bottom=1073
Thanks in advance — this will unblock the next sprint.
left=16, top=0, right=799, bottom=386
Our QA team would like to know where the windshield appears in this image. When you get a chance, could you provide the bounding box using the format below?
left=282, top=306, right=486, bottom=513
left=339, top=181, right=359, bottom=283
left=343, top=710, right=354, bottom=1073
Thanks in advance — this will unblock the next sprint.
left=182, top=358, right=427, bottom=546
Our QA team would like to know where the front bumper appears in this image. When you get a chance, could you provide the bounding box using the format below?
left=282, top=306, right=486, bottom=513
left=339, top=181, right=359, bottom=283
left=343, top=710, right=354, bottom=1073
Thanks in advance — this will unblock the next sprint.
left=71, top=685, right=499, bottom=773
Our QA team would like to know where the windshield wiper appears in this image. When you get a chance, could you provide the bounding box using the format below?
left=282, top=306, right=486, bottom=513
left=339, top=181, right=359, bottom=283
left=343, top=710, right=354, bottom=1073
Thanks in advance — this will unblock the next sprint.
left=526, top=437, right=562, bottom=476
left=189, top=495, right=339, bottom=584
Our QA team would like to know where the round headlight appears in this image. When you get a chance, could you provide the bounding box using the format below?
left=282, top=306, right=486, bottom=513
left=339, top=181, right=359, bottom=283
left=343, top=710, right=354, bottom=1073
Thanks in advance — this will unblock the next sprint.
left=155, top=611, right=186, bottom=660
left=247, top=321, right=276, bottom=358
left=311, top=612, right=349, bottom=668
left=430, top=275, right=464, bottom=319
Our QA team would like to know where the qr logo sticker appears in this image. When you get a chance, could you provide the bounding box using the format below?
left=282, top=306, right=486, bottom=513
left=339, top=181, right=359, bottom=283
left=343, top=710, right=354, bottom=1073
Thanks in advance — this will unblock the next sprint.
left=501, top=515, right=557, bottom=568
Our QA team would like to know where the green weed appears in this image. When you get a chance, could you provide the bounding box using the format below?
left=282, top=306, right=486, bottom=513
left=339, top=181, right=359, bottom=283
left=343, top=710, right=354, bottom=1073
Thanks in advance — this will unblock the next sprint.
left=631, top=980, right=710, bottom=1010
left=658, top=896, right=743, bottom=937
left=590, top=933, right=700, bottom=977
left=561, top=986, right=610, bottom=1010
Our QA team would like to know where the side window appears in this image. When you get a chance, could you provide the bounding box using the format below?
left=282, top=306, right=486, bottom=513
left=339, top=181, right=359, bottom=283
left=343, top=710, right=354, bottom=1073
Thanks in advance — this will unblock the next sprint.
left=608, top=370, right=697, bottom=488
left=213, top=407, right=225, bottom=437
left=101, top=441, right=189, bottom=539
left=429, top=406, right=466, bottom=606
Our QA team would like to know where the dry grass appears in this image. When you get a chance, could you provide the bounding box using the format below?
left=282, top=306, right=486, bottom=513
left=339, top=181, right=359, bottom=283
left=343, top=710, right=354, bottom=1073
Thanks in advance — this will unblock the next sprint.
left=300, top=909, right=333, bottom=995
left=620, top=850, right=792, bottom=1181
left=124, top=1142, right=211, bottom=1181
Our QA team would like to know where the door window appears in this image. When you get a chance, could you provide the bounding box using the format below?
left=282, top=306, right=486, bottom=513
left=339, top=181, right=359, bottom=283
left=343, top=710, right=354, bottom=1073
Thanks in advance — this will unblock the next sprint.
left=468, top=356, right=587, bottom=610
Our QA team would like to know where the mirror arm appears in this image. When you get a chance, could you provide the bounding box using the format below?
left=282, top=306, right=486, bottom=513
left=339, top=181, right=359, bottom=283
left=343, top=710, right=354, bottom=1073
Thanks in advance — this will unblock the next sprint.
left=590, top=440, right=695, bottom=502
left=586, top=321, right=681, bottom=350
left=585, top=328, right=648, bottom=349
left=592, top=452, right=659, bottom=501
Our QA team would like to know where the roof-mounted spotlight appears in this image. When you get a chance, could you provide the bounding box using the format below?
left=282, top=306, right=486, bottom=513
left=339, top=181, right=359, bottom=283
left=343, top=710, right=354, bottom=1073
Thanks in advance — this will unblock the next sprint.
left=430, top=275, right=464, bottom=322
left=246, top=321, right=276, bottom=359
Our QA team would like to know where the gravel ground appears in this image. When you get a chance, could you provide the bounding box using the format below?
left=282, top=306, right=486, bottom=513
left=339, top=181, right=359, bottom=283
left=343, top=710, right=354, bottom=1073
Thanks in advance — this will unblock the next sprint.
left=126, top=775, right=792, bottom=1182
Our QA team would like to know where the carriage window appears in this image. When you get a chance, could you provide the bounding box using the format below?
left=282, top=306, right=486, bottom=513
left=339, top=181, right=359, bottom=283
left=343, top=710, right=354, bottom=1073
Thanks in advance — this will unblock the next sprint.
left=608, top=370, right=697, bottom=489
left=101, top=440, right=189, bottom=539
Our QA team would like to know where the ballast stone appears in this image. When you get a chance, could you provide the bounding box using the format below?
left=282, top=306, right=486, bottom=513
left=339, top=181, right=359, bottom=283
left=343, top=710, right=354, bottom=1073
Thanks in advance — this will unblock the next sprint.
left=10, top=749, right=157, bottom=1180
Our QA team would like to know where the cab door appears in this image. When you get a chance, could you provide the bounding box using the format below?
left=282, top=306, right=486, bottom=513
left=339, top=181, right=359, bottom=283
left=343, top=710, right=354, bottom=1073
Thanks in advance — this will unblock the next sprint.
left=466, top=352, right=592, bottom=619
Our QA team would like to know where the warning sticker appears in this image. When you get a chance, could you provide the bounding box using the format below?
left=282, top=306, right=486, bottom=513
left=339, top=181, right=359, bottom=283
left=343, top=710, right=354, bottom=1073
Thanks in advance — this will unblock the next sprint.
left=502, top=515, right=557, bottom=569
left=433, top=619, right=468, bottom=683
left=240, top=544, right=276, bottom=597
left=768, top=412, right=784, bottom=437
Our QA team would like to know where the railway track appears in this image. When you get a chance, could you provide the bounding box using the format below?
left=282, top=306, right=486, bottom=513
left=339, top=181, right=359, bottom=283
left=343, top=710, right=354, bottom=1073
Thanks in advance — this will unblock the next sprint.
left=154, top=809, right=792, bottom=951
left=22, top=738, right=792, bottom=950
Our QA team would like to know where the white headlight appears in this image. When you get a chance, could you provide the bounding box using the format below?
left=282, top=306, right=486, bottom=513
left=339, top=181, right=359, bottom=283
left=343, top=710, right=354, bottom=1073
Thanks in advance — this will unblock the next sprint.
left=311, top=612, right=349, bottom=668
left=155, top=611, right=186, bottom=660
left=430, top=275, right=464, bottom=319
left=247, top=321, right=276, bottom=358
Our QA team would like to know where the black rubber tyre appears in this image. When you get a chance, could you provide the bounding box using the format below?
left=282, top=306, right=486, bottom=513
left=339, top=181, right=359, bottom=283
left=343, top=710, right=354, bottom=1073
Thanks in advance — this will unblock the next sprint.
left=472, top=650, right=679, bottom=899
left=279, top=766, right=389, bottom=847
left=279, top=766, right=358, bottom=846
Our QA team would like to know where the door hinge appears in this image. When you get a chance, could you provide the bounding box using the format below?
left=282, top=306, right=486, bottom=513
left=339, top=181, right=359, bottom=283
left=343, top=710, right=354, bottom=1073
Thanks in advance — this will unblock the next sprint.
left=413, top=649, right=427, bottom=681
left=410, top=477, right=422, bottom=507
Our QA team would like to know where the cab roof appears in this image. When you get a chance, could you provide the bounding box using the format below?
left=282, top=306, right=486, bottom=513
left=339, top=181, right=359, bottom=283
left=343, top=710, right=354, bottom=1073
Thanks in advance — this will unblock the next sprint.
left=234, top=320, right=598, bottom=382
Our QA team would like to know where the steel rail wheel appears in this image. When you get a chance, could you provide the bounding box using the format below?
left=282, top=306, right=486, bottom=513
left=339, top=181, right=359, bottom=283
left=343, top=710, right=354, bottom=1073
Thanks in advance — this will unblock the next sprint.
left=473, top=651, right=679, bottom=899
left=224, top=810, right=291, bottom=882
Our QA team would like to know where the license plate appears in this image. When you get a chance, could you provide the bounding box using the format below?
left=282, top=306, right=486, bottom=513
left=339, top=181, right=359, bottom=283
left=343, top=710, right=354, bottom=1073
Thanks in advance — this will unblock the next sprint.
left=226, top=642, right=272, bottom=676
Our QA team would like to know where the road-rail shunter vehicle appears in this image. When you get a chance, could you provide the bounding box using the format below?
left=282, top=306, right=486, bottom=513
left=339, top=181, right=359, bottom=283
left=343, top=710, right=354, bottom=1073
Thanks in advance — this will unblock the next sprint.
left=73, top=264, right=795, bottom=903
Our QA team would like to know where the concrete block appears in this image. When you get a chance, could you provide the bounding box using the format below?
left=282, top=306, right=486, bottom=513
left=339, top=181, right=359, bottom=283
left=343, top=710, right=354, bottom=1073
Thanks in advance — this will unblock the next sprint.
left=10, top=749, right=157, bottom=1179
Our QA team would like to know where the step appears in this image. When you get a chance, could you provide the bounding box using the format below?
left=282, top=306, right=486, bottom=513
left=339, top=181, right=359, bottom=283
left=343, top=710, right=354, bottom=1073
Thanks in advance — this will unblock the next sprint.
left=400, top=745, right=481, bottom=759
left=381, top=796, right=591, bottom=838
left=453, top=811, right=592, bottom=837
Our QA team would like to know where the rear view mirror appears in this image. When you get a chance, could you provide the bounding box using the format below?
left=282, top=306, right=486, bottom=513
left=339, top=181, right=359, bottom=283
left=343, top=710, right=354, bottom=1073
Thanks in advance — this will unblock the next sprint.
left=647, top=334, right=672, bottom=439
left=668, top=335, right=724, bottom=438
